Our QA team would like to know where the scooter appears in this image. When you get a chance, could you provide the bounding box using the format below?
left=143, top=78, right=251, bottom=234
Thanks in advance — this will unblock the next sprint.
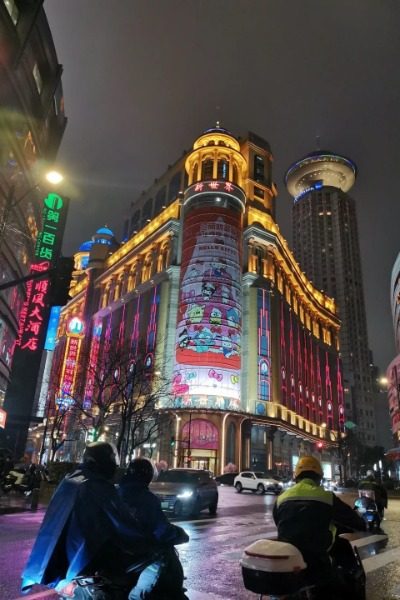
left=354, top=490, right=381, bottom=531
left=241, top=532, right=371, bottom=600
left=57, top=544, right=189, bottom=599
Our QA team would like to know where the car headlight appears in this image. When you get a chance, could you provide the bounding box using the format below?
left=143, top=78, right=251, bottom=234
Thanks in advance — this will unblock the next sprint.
left=177, top=490, right=194, bottom=499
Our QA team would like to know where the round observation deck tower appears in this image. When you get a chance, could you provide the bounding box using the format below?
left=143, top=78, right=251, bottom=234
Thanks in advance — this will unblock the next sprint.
left=285, top=150, right=357, bottom=201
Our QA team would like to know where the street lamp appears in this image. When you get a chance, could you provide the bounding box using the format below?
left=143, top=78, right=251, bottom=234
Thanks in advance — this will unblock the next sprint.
left=0, top=169, right=64, bottom=244
left=45, top=171, right=64, bottom=185
left=321, top=421, right=345, bottom=484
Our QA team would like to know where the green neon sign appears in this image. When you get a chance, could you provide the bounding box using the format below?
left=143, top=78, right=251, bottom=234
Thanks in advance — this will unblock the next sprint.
left=44, top=193, right=63, bottom=211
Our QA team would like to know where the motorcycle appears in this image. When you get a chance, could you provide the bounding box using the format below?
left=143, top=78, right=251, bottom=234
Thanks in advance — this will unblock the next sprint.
left=354, top=490, right=381, bottom=531
left=240, top=531, right=377, bottom=600
left=2, top=465, right=50, bottom=495
left=57, top=540, right=189, bottom=599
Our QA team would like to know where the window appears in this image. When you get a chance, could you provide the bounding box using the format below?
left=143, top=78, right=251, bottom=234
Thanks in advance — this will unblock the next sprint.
left=32, top=63, right=43, bottom=94
left=155, top=187, right=166, bottom=213
left=4, top=0, right=19, bottom=24
left=202, top=159, right=214, bottom=180
left=168, top=172, right=181, bottom=202
left=130, top=210, right=141, bottom=234
left=142, top=198, right=153, bottom=223
left=217, top=159, right=229, bottom=180
left=254, top=155, right=264, bottom=182
left=232, top=164, right=239, bottom=184
left=254, top=186, right=264, bottom=199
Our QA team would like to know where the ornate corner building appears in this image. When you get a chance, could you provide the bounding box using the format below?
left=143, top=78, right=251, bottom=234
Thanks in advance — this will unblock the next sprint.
left=49, top=127, right=344, bottom=475
left=0, top=1, right=66, bottom=411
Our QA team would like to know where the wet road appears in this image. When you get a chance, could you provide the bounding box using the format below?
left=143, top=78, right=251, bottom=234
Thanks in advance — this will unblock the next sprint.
left=1, top=487, right=400, bottom=599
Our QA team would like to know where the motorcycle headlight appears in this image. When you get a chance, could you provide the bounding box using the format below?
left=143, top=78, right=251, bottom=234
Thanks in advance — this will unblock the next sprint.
left=177, top=490, right=194, bottom=499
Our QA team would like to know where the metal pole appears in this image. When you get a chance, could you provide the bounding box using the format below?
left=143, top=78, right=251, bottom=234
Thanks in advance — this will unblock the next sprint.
left=188, top=412, right=192, bottom=465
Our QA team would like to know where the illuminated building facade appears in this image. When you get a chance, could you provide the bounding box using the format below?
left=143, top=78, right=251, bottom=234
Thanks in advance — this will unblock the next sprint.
left=50, top=128, right=344, bottom=475
left=386, top=253, right=400, bottom=447
left=0, top=1, right=66, bottom=444
left=286, top=152, right=377, bottom=446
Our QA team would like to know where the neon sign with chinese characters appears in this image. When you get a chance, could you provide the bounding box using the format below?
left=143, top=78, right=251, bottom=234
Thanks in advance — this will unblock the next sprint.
left=17, top=277, right=50, bottom=351
left=16, top=191, right=69, bottom=354
left=35, top=193, right=68, bottom=261
left=57, top=319, right=84, bottom=406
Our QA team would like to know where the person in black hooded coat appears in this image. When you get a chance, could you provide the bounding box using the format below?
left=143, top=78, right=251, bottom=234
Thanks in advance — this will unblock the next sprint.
left=118, top=458, right=189, bottom=599
left=22, top=443, right=155, bottom=598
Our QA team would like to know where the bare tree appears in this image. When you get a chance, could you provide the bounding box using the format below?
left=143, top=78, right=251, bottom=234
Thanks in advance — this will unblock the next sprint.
left=57, top=343, right=172, bottom=464
left=113, top=354, right=172, bottom=465
left=71, top=344, right=127, bottom=442
left=45, top=401, right=72, bottom=462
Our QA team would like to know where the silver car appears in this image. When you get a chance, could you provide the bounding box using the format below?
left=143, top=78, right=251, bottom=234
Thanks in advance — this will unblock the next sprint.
left=151, top=468, right=218, bottom=517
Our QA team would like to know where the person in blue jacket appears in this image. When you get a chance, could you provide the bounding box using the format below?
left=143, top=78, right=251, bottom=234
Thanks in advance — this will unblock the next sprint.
left=118, top=458, right=189, bottom=599
left=21, top=442, right=155, bottom=598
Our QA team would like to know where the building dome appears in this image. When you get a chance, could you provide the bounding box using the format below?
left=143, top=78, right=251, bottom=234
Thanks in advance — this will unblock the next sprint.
left=78, top=240, right=93, bottom=252
left=285, top=150, right=357, bottom=199
left=96, top=226, right=114, bottom=236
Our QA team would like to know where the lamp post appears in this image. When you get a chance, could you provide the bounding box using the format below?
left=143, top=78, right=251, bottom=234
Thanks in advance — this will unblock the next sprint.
left=0, top=170, right=64, bottom=247
left=0, top=170, right=64, bottom=291
left=321, top=420, right=357, bottom=483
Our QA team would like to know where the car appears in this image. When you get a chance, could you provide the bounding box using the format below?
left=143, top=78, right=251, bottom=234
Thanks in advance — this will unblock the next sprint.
left=150, top=468, right=218, bottom=517
left=233, top=471, right=283, bottom=495
left=215, top=472, right=239, bottom=486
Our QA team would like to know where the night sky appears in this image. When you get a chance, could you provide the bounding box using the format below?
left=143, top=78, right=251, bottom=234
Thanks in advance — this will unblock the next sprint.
left=44, top=1, right=400, bottom=373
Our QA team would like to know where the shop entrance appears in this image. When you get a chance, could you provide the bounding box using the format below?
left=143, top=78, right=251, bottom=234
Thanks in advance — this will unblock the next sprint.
left=180, top=418, right=219, bottom=474
left=182, top=448, right=218, bottom=473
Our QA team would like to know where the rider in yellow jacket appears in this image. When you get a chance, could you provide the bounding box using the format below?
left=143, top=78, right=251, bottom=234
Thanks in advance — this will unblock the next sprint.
left=273, top=456, right=365, bottom=590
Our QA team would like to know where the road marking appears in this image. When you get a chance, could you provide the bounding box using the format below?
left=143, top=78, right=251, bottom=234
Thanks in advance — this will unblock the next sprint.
left=363, top=545, right=400, bottom=573
left=190, top=524, right=275, bottom=544
left=347, top=533, right=388, bottom=548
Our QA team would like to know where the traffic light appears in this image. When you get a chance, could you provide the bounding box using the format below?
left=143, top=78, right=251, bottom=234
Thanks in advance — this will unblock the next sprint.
left=170, top=436, right=175, bottom=447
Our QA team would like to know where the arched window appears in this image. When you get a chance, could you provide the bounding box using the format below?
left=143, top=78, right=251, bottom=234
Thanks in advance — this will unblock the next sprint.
left=168, top=172, right=182, bottom=203
left=142, top=254, right=153, bottom=282
left=232, top=163, right=239, bottom=184
left=142, top=198, right=153, bottom=223
left=130, top=210, right=141, bottom=235
left=155, top=187, right=166, bottom=213
left=254, top=246, right=264, bottom=274
left=217, top=159, right=229, bottom=180
left=202, top=159, right=214, bottom=180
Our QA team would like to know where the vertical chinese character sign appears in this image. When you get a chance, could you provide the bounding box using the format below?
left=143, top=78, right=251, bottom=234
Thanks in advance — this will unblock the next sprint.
left=57, top=317, right=85, bottom=408
left=4, top=191, right=70, bottom=458
left=16, top=192, right=69, bottom=353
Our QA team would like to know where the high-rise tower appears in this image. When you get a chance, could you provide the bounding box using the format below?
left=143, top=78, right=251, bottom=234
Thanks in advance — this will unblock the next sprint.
left=285, top=151, right=376, bottom=445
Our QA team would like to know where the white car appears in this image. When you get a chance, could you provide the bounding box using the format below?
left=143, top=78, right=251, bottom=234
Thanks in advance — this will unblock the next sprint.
left=234, top=471, right=283, bottom=495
